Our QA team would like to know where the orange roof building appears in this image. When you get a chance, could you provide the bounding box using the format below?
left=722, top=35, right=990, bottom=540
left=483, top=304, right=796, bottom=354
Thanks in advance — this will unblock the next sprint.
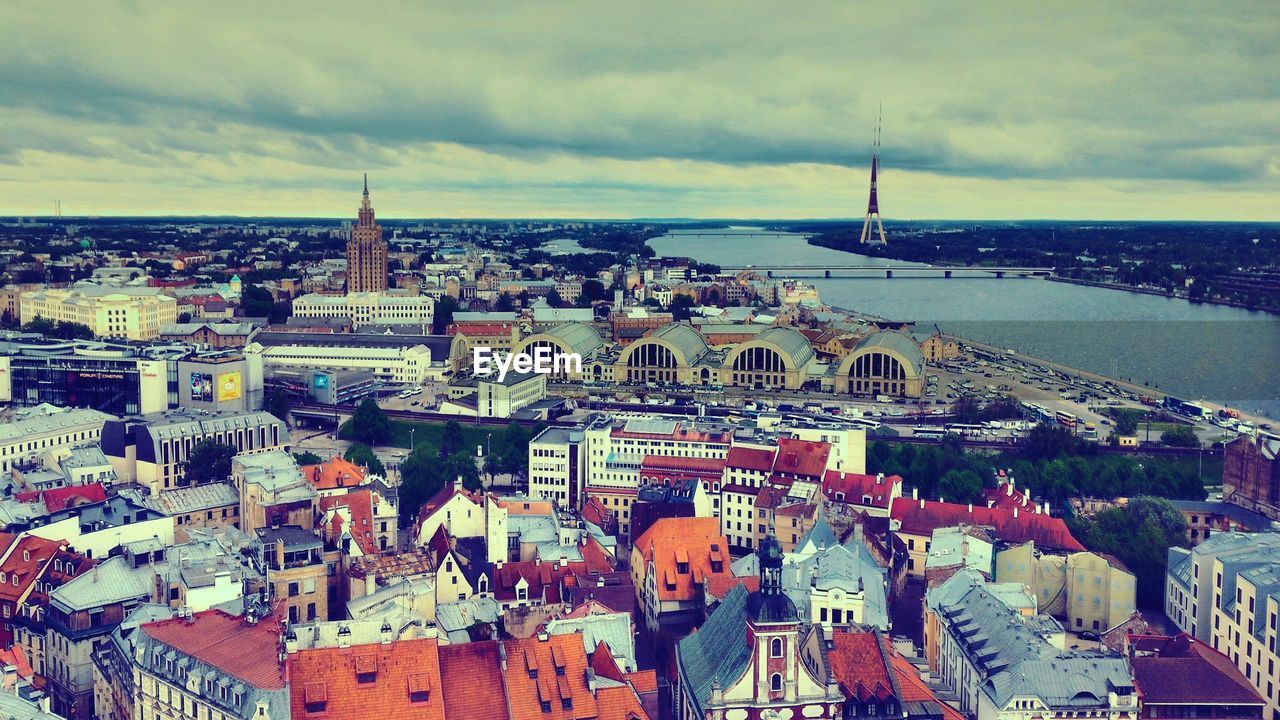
left=629, top=517, right=732, bottom=634
left=288, top=634, right=650, bottom=720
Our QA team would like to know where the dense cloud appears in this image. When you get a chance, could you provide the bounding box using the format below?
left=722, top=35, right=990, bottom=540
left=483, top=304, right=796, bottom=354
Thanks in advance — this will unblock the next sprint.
left=1, top=2, right=1278, bottom=218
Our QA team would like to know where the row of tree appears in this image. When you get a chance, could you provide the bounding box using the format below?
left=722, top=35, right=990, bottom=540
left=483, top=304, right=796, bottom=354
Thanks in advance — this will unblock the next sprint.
left=867, top=426, right=1208, bottom=507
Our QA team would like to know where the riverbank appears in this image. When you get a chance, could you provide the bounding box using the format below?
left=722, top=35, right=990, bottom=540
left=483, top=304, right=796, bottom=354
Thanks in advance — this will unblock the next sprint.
left=1046, top=276, right=1279, bottom=316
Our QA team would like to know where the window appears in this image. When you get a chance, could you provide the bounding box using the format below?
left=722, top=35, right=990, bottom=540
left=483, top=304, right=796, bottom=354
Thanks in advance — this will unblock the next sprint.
left=770, top=637, right=783, bottom=657
left=770, top=673, right=782, bottom=692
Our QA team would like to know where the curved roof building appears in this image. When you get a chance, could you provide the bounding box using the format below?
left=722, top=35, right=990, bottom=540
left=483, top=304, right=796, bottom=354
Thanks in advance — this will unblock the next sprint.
left=722, top=326, right=816, bottom=390
left=515, top=322, right=604, bottom=379
left=614, top=323, right=712, bottom=385
left=836, top=331, right=925, bottom=398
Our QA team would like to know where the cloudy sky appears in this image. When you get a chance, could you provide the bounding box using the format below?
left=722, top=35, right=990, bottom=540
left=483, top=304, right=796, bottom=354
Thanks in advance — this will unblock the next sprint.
left=1, top=2, right=1278, bottom=220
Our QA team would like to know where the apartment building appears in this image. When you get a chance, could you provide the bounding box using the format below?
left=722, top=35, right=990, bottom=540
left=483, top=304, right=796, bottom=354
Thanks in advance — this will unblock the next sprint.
left=20, top=286, right=178, bottom=341
left=101, top=409, right=288, bottom=495
left=1166, top=532, right=1280, bottom=718
left=291, top=291, right=434, bottom=328
left=0, top=407, right=114, bottom=475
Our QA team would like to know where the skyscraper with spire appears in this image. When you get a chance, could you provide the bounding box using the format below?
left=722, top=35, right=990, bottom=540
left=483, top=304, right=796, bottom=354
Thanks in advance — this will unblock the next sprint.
left=345, top=174, right=388, bottom=294
left=858, top=108, right=888, bottom=246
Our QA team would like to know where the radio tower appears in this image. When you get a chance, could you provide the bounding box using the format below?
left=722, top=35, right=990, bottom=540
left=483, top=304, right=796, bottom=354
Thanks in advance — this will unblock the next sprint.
left=858, top=105, right=887, bottom=245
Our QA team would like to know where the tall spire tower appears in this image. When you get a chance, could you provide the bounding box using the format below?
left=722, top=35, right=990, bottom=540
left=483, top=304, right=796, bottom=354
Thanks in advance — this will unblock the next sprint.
left=858, top=105, right=888, bottom=245
left=346, top=173, right=388, bottom=294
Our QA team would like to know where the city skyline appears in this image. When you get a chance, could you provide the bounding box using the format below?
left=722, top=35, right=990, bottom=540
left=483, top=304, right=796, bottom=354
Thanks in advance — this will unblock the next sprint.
left=2, top=2, right=1279, bottom=220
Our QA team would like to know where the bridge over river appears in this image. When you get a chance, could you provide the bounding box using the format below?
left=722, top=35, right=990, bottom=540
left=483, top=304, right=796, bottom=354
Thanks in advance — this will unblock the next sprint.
left=717, top=264, right=1054, bottom=279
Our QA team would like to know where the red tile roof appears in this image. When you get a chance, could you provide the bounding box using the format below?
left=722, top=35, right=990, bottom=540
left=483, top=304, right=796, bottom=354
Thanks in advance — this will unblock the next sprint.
left=590, top=640, right=627, bottom=683
left=0, top=535, right=62, bottom=603
left=143, top=609, right=285, bottom=689
left=883, top=638, right=965, bottom=720
left=449, top=321, right=515, bottom=337
left=1130, top=634, right=1264, bottom=706
left=581, top=497, right=615, bottom=528
left=438, top=642, right=509, bottom=720
left=823, top=471, right=901, bottom=509
left=502, top=634, right=599, bottom=720
left=891, top=499, right=1084, bottom=552
left=639, top=455, right=726, bottom=481
left=319, top=488, right=377, bottom=555
left=300, top=456, right=367, bottom=490
left=772, top=438, right=831, bottom=479
left=632, top=518, right=732, bottom=603
left=15, top=483, right=107, bottom=512
left=826, top=631, right=894, bottom=702
left=983, top=479, right=1035, bottom=512
left=288, top=637, right=446, bottom=720
left=704, top=574, right=759, bottom=600
left=725, top=446, right=776, bottom=473
left=490, top=537, right=614, bottom=604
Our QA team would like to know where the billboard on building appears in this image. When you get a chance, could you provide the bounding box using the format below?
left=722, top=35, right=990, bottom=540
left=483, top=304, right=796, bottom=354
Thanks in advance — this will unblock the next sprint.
left=314, top=374, right=330, bottom=389
left=190, top=372, right=214, bottom=402
left=217, top=371, right=243, bottom=402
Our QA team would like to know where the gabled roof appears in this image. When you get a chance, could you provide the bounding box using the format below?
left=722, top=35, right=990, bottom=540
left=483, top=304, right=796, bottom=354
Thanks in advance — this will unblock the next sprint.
left=826, top=630, right=895, bottom=702
left=15, top=483, right=107, bottom=512
left=772, top=438, right=831, bottom=479
left=437, top=642, right=508, bottom=720
left=141, top=609, right=285, bottom=689
left=892, top=499, right=1083, bottom=552
left=287, top=637, right=447, bottom=720
left=300, top=456, right=368, bottom=490
left=676, top=583, right=751, bottom=717
left=725, top=445, right=777, bottom=473
left=633, top=518, right=732, bottom=602
left=1130, top=634, right=1263, bottom=705
left=823, top=471, right=900, bottom=509
left=501, top=634, right=600, bottom=720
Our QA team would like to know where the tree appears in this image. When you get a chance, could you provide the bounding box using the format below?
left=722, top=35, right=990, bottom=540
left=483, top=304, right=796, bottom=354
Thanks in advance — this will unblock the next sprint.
left=442, top=452, right=482, bottom=491
left=936, top=469, right=984, bottom=503
left=180, top=440, right=238, bottom=486
left=262, top=387, right=291, bottom=424
left=494, top=293, right=515, bottom=312
left=1161, top=425, right=1200, bottom=448
left=177, top=312, right=193, bottom=323
left=346, top=399, right=392, bottom=445
left=496, top=422, right=530, bottom=476
left=344, top=443, right=386, bottom=477
left=1023, top=424, right=1081, bottom=461
left=21, top=317, right=94, bottom=340
left=398, top=444, right=447, bottom=524
left=432, top=295, right=459, bottom=335
left=293, top=451, right=324, bottom=466
left=1114, top=410, right=1139, bottom=436
left=1069, top=496, right=1188, bottom=608
left=242, top=284, right=276, bottom=319
left=545, top=289, right=564, bottom=308
left=439, top=421, right=465, bottom=458
left=577, top=279, right=606, bottom=306
left=952, top=396, right=981, bottom=423
left=667, top=294, right=696, bottom=320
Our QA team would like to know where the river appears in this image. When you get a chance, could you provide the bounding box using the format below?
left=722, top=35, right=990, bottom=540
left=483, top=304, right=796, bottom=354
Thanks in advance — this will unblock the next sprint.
left=647, top=229, right=1280, bottom=420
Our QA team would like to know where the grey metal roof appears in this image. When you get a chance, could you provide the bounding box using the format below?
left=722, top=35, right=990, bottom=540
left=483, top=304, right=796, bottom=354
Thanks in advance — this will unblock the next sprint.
left=732, top=541, right=890, bottom=630
left=742, top=326, right=816, bottom=368
left=0, top=407, right=114, bottom=442
left=641, top=323, right=710, bottom=364
left=677, top=583, right=752, bottom=718
left=51, top=555, right=154, bottom=612
left=153, top=483, right=240, bottom=515
left=851, top=331, right=925, bottom=373
left=985, top=655, right=1133, bottom=708
left=546, top=611, right=637, bottom=671
left=530, top=322, right=604, bottom=358
left=1166, top=500, right=1278, bottom=532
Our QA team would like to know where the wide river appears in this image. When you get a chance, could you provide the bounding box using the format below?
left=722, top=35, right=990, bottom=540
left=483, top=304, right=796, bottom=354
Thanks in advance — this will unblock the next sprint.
left=647, top=229, right=1280, bottom=420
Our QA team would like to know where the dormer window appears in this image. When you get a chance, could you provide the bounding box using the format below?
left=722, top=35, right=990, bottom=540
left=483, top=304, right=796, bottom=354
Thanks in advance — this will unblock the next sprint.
left=304, top=683, right=327, bottom=714
left=22, top=550, right=29, bottom=562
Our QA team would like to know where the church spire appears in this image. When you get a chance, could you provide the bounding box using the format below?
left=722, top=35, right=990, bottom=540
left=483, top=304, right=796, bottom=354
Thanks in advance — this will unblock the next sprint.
left=363, top=172, right=369, bottom=196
